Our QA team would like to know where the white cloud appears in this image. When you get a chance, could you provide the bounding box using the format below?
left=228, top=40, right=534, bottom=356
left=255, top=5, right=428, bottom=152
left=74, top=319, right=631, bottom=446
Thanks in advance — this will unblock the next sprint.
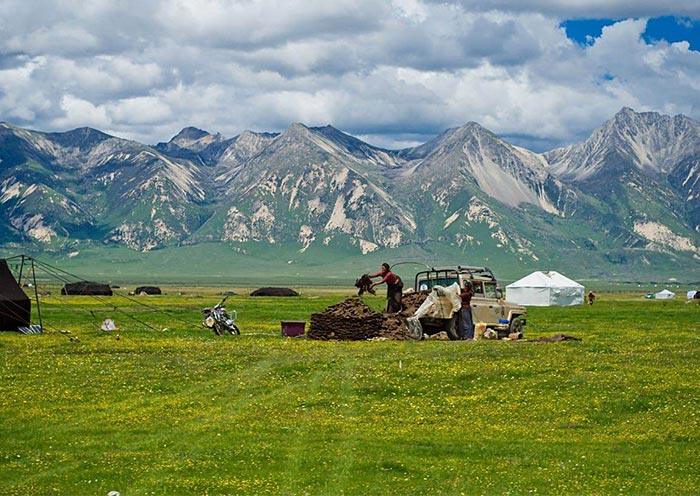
left=55, top=95, right=110, bottom=130
left=427, top=1, right=700, bottom=18
left=156, top=0, right=386, bottom=48
left=106, top=96, right=173, bottom=125
left=0, top=1, right=699, bottom=151
left=393, top=0, right=429, bottom=22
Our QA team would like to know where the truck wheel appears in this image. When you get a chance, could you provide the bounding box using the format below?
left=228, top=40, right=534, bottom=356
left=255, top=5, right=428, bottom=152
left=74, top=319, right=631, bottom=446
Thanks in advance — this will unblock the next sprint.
left=509, top=317, right=523, bottom=335
left=445, top=314, right=461, bottom=341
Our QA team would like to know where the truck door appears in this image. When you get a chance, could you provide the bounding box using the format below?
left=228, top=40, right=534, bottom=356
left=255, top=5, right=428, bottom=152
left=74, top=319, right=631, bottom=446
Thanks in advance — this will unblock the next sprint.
left=483, top=281, right=506, bottom=322
left=470, top=281, right=504, bottom=324
left=470, top=281, right=487, bottom=322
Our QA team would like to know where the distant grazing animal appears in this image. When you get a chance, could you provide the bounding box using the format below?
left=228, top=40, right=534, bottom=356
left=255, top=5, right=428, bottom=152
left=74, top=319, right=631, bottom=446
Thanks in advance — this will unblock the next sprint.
left=355, top=274, right=376, bottom=296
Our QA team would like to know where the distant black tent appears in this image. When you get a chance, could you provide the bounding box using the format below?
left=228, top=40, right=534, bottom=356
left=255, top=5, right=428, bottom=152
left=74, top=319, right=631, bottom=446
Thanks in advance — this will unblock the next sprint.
left=133, top=286, right=161, bottom=295
left=250, top=287, right=299, bottom=297
left=0, top=259, right=31, bottom=331
left=61, top=281, right=113, bottom=296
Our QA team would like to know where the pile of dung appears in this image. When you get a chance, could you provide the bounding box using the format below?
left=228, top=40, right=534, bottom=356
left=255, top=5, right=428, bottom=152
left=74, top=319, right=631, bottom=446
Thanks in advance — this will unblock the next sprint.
left=400, top=292, right=427, bottom=316
left=380, top=313, right=413, bottom=340
left=308, top=297, right=420, bottom=341
left=250, top=287, right=299, bottom=297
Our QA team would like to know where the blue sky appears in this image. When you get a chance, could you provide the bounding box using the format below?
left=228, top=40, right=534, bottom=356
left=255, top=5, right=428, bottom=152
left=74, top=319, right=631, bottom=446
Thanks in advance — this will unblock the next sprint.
left=1, top=1, right=700, bottom=151
left=563, top=16, right=700, bottom=50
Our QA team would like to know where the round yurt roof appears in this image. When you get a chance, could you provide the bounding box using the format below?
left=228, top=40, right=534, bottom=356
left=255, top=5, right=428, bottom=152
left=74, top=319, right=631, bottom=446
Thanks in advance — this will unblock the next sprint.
left=507, top=270, right=583, bottom=289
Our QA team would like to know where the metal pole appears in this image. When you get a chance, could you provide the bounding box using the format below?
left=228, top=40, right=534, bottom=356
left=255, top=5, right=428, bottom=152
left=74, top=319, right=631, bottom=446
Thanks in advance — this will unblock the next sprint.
left=30, top=258, right=43, bottom=331
left=18, top=254, right=25, bottom=285
left=389, top=261, right=431, bottom=270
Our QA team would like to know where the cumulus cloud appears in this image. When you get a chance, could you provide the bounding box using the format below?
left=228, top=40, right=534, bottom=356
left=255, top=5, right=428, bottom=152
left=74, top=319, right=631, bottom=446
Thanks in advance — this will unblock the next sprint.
left=156, top=0, right=386, bottom=49
left=428, top=1, right=700, bottom=18
left=0, top=0, right=699, bottom=151
left=55, top=95, right=110, bottom=130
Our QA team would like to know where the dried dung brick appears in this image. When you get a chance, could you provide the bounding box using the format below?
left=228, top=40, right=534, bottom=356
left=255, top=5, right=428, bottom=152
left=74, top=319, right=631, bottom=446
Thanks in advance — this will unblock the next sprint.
left=308, top=297, right=419, bottom=341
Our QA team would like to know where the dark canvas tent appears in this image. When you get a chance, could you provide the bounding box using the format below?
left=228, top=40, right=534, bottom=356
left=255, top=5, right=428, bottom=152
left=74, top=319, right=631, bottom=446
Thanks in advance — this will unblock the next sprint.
left=250, top=287, right=299, bottom=297
left=133, top=286, right=161, bottom=295
left=61, top=281, right=113, bottom=296
left=0, top=259, right=31, bottom=331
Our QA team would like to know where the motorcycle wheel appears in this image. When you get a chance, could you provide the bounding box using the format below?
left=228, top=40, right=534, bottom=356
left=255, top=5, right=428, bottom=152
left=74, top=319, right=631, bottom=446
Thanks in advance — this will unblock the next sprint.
left=227, top=323, right=240, bottom=335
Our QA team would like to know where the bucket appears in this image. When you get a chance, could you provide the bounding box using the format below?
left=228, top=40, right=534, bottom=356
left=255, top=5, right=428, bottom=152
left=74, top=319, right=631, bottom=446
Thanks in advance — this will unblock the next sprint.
left=474, top=322, right=487, bottom=340
left=281, top=320, right=306, bottom=337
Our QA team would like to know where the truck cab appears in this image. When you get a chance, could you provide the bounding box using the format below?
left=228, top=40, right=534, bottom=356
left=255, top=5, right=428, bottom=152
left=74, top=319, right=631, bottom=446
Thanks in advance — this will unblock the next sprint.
left=414, top=265, right=527, bottom=340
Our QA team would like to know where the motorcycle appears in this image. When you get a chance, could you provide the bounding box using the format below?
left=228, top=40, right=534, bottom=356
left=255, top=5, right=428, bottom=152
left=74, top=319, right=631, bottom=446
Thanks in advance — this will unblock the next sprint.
left=202, top=296, right=240, bottom=335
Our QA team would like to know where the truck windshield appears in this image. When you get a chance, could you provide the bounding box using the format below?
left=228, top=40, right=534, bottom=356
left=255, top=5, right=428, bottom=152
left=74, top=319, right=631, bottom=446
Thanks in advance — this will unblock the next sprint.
left=417, top=277, right=459, bottom=292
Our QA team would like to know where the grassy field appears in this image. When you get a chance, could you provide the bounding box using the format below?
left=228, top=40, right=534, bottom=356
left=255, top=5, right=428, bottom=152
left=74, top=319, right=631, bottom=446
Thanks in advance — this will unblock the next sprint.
left=1, top=289, right=699, bottom=495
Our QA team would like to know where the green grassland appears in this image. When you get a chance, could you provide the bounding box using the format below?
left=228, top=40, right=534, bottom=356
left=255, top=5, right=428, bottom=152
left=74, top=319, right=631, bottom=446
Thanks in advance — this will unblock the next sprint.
left=1, top=290, right=699, bottom=495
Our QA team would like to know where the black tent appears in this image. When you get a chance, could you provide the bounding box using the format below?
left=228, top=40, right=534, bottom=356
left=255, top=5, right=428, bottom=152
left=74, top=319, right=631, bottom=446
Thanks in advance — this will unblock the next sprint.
left=61, top=281, right=113, bottom=296
left=133, top=286, right=162, bottom=295
left=0, top=259, right=31, bottom=331
left=250, top=287, right=299, bottom=297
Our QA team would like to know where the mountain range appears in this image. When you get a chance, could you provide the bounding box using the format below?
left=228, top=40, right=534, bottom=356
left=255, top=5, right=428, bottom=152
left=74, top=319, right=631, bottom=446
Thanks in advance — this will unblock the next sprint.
left=1, top=107, right=699, bottom=281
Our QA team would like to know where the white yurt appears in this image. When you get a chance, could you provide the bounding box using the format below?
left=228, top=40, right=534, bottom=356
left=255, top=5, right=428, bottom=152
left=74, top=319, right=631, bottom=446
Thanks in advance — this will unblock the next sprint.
left=506, top=270, right=584, bottom=307
left=687, top=290, right=698, bottom=299
left=655, top=289, right=675, bottom=299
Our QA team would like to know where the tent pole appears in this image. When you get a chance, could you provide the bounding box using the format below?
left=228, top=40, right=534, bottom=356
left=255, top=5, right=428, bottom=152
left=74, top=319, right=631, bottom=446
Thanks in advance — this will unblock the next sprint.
left=18, top=254, right=25, bottom=285
left=30, top=258, right=43, bottom=331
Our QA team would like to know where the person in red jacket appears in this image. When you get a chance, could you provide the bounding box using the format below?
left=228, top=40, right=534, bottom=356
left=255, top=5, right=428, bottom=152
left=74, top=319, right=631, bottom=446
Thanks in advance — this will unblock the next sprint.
left=459, top=280, right=475, bottom=340
left=370, top=262, right=403, bottom=313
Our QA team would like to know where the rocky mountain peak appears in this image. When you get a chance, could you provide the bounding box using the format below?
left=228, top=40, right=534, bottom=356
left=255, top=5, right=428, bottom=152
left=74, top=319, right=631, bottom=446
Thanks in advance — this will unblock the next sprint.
left=284, top=122, right=311, bottom=135
left=214, top=130, right=278, bottom=173
left=167, top=126, right=223, bottom=153
left=310, top=125, right=402, bottom=167
left=46, top=126, right=112, bottom=150
left=273, top=122, right=345, bottom=155
left=458, top=121, right=490, bottom=133
left=546, top=107, right=700, bottom=181
left=311, top=124, right=354, bottom=143
left=607, top=107, right=700, bottom=146
left=237, top=129, right=261, bottom=140
left=230, top=130, right=277, bottom=151
left=610, top=107, right=665, bottom=134
left=399, top=121, right=495, bottom=161
left=615, top=106, right=637, bottom=118
left=171, top=126, right=211, bottom=142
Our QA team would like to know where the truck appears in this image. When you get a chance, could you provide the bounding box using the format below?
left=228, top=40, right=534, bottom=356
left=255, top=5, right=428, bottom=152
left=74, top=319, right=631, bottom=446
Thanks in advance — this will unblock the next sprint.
left=414, top=265, right=526, bottom=340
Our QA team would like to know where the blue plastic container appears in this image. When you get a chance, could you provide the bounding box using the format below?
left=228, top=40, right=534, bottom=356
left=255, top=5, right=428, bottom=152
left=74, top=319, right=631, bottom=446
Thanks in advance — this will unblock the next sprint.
left=498, top=318, right=509, bottom=325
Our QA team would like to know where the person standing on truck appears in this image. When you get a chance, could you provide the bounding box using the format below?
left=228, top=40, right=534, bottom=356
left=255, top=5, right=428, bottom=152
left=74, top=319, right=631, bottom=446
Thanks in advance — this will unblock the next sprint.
left=459, top=280, right=475, bottom=340
left=370, top=262, right=403, bottom=313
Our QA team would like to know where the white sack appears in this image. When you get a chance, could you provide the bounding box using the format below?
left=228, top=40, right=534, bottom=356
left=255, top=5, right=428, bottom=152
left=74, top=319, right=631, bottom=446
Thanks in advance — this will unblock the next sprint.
left=101, top=318, right=117, bottom=331
left=413, top=283, right=462, bottom=319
